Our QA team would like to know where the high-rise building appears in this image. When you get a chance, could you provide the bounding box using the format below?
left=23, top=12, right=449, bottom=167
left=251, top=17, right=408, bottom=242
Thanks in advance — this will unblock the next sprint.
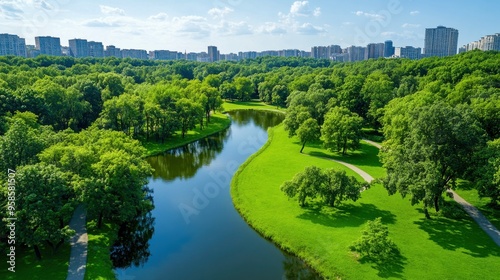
left=395, top=46, right=422, bottom=60
left=311, top=45, right=342, bottom=59
left=35, top=36, right=62, bottom=56
left=88, top=41, right=104, bottom=58
left=121, top=49, right=148, bottom=60
left=26, top=45, right=40, bottom=58
left=424, top=26, right=459, bottom=57
left=384, top=40, right=395, bottom=57
left=365, top=43, right=384, bottom=60
left=461, top=33, right=500, bottom=52
left=346, top=46, right=366, bottom=62
left=0, top=33, right=27, bottom=57
left=104, top=45, right=121, bottom=57
left=208, top=46, right=219, bottom=62
left=151, top=50, right=182, bottom=60
left=69, top=39, right=89, bottom=58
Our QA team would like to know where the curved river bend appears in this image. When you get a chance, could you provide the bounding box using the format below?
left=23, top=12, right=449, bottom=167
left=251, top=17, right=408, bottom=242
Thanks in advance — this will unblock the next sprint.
left=114, top=110, right=321, bottom=280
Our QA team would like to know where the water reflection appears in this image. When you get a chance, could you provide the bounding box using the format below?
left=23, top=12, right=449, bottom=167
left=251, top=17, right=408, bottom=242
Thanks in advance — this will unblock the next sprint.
left=148, top=129, right=230, bottom=181
left=229, top=110, right=284, bottom=130
left=282, top=253, right=323, bottom=280
left=111, top=187, right=155, bottom=269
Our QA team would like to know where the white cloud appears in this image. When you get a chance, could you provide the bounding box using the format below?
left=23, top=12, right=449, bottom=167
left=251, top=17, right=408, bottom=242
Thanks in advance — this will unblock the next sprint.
left=208, top=7, right=234, bottom=19
left=149, top=13, right=169, bottom=21
left=290, top=1, right=321, bottom=17
left=259, top=22, right=287, bottom=35
left=217, top=20, right=253, bottom=36
left=100, top=5, right=126, bottom=16
left=354, top=11, right=385, bottom=21
left=295, top=23, right=326, bottom=35
left=402, top=23, right=420, bottom=28
left=410, top=11, right=420, bottom=16
left=171, top=15, right=211, bottom=38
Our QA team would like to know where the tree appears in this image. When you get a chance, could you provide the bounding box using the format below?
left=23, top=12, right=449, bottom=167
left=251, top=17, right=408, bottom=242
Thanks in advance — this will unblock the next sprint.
left=176, top=98, right=203, bottom=138
left=320, top=169, right=364, bottom=207
left=14, top=163, right=75, bottom=260
left=0, top=117, right=45, bottom=171
left=381, top=102, right=486, bottom=218
left=296, top=118, right=320, bottom=153
left=321, top=107, right=363, bottom=155
left=86, top=150, right=152, bottom=228
left=350, top=217, right=399, bottom=263
left=220, top=82, right=236, bottom=101
left=474, top=139, right=500, bottom=205
left=281, top=166, right=324, bottom=207
left=283, top=105, right=311, bottom=137
left=234, top=77, right=253, bottom=101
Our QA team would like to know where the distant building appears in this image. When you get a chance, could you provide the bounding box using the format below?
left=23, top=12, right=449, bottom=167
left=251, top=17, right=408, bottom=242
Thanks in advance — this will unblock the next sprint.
left=0, top=33, right=27, bottom=57
left=365, top=43, right=384, bottom=60
left=88, top=41, right=104, bottom=58
left=424, top=26, right=459, bottom=57
left=26, top=45, right=40, bottom=58
left=121, top=49, right=148, bottom=60
left=69, top=39, right=89, bottom=58
left=395, top=46, right=422, bottom=60
left=104, top=45, right=121, bottom=58
left=35, top=36, right=62, bottom=56
left=346, top=46, right=366, bottom=62
left=151, top=50, right=182, bottom=60
left=311, top=45, right=342, bottom=59
left=384, top=40, right=395, bottom=57
left=208, top=46, right=219, bottom=62
left=461, top=33, right=500, bottom=52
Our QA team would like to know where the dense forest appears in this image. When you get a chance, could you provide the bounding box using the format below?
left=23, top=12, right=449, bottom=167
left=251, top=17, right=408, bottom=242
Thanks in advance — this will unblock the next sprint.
left=1, top=50, right=499, bottom=258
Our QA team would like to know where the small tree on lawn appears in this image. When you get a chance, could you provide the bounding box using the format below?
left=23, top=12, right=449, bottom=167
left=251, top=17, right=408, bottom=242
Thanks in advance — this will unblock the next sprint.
left=350, top=217, right=399, bottom=263
left=296, top=118, right=320, bottom=153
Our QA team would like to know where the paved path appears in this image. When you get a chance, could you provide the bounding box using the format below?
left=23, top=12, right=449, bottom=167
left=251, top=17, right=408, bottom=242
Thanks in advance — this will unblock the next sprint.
left=448, top=190, right=500, bottom=246
left=362, top=140, right=500, bottom=247
left=332, top=160, right=374, bottom=183
left=67, top=205, right=88, bottom=280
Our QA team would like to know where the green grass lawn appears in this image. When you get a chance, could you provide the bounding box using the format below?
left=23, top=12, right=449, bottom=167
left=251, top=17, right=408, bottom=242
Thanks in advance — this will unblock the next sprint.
left=84, top=222, right=117, bottom=280
left=0, top=243, right=70, bottom=279
left=222, top=100, right=286, bottom=113
left=231, top=123, right=500, bottom=279
left=142, top=112, right=231, bottom=157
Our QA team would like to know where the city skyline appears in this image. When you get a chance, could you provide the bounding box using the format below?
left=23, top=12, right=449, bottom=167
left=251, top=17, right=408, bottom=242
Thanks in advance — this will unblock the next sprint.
left=1, top=0, right=500, bottom=53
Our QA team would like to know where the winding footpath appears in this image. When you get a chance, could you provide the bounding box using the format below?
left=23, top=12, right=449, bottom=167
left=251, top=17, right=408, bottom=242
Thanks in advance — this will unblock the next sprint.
left=340, top=139, right=500, bottom=247
left=66, top=205, right=88, bottom=280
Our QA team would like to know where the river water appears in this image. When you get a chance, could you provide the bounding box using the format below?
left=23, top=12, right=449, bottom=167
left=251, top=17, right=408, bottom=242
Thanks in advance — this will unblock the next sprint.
left=114, top=110, right=321, bottom=280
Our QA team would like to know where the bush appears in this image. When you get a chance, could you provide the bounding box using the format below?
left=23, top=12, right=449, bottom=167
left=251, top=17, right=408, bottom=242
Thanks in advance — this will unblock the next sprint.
left=350, top=217, right=399, bottom=263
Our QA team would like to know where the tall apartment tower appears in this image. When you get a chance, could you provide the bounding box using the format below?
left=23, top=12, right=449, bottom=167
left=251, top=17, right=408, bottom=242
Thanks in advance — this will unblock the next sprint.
left=105, top=45, right=122, bottom=57
left=69, top=39, right=89, bottom=58
left=424, top=26, right=459, bottom=57
left=384, top=40, right=395, bottom=57
left=208, top=46, right=219, bottom=62
left=35, top=36, right=62, bottom=56
left=365, top=43, right=384, bottom=60
left=88, top=41, right=104, bottom=58
left=0, top=33, right=27, bottom=57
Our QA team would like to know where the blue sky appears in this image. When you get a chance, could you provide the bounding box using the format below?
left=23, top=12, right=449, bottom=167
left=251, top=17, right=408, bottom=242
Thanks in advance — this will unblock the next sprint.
left=1, top=0, right=499, bottom=53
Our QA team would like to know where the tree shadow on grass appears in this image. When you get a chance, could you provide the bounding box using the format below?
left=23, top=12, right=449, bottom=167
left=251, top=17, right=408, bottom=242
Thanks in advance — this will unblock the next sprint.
left=297, top=203, right=397, bottom=228
left=414, top=210, right=500, bottom=258
left=357, top=251, right=408, bottom=279
left=301, top=142, right=382, bottom=169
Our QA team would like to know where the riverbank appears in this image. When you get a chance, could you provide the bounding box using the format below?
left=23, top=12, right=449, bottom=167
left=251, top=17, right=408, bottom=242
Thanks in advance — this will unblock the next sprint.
left=142, top=112, right=231, bottom=157
left=230, top=124, right=500, bottom=279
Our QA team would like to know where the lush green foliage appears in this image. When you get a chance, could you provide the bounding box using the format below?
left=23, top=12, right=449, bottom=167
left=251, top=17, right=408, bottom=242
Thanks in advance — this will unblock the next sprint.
left=321, top=106, right=364, bottom=155
left=281, top=166, right=364, bottom=207
left=350, top=217, right=399, bottom=263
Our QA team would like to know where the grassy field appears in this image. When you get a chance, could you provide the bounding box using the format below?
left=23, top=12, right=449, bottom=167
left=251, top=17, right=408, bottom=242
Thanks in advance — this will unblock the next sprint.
left=231, top=123, right=500, bottom=279
left=84, top=222, right=117, bottom=280
left=222, top=100, right=286, bottom=113
left=142, top=112, right=231, bottom=157
left=0, top=243, right=70, bottom=279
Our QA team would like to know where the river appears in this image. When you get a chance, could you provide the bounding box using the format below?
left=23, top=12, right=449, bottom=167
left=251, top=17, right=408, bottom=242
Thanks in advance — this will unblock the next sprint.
left=114, top=110, right=321, bottom=280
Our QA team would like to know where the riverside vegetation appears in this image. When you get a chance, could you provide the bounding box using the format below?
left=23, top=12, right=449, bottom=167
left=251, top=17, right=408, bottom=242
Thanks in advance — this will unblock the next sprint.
left=0, top=51, right=499, bottom=278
